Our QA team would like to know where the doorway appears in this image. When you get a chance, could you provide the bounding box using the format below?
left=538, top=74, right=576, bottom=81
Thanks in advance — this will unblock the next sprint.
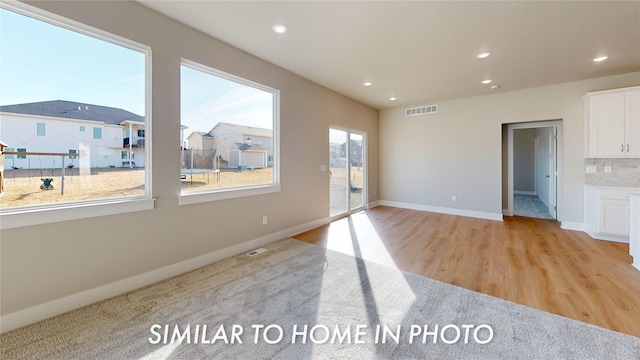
left=329, top=128, right=366, bottom=217
left=506, top=121, right=562, bottom=220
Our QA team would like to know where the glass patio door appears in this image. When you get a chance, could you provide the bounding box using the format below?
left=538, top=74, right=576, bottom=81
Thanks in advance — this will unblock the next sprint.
left=330, top=128, right=366, bottom=217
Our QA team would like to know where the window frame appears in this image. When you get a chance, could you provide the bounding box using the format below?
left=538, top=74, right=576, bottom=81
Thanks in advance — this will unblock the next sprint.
left=178, top=59, right=281, bottom=206
left=0, top=1, right=154, bottom=230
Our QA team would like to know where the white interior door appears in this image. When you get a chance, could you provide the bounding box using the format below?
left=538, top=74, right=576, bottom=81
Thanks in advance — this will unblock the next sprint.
left=549, top=127, right=558, bottom=218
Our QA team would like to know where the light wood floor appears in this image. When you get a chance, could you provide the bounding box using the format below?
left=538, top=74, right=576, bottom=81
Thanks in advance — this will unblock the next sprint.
left=293, top=206, right=640, bottom=338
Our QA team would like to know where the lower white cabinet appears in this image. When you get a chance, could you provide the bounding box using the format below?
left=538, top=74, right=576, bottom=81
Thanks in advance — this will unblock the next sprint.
left=584, top=185, right=638, bottom=243
left=597, top=195, right=630, bottom=237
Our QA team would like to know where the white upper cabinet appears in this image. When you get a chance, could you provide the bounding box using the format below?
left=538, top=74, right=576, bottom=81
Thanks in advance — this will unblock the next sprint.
left=585, top=86, right=640, bottom=158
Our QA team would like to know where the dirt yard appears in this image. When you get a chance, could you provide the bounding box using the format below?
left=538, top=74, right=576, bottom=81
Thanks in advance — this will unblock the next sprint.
left=0, top=167, right=273, bottom=208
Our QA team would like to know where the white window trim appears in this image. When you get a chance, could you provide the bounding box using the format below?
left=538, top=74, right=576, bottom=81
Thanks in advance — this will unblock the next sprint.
left=1, top=199, right=155, bottom=230
left=179, top=59, right=280, bottom=204
left=0, top=1, right=154, bottom=228
left=179, top=185, right=281, bottom=206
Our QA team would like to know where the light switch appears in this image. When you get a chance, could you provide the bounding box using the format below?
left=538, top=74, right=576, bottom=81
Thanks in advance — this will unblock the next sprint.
left=586, top=165, right=596, bottom=173
left=604, top=165, right=612, bottom=173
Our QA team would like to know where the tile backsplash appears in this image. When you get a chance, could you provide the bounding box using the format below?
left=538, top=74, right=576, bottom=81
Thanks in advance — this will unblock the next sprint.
left=585, top=158, right=640, bottom=187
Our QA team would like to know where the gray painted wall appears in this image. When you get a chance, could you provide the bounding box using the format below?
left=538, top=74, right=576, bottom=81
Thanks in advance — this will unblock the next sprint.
left=513, top=128, right=536, bottom=193
left=1, top=1, right=379, bottom=316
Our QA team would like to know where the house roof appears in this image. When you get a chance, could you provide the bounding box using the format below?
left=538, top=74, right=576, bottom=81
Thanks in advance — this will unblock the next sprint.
left=235, top=143, right=267, bottom=152
left=188, top=131, right=213, bottom=138
left=214, top=122, right=272, bottom=138
left=0, top=100, right=144, bottom=125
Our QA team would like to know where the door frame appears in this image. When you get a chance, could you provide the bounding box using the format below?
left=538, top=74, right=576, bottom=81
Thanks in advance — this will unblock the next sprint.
left=329, top=126, right=367, bottom=219
left=506, top=120, right=563, bottom=219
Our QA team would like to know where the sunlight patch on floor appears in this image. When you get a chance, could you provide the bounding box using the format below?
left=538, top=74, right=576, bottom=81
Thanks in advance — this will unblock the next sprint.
left=320, top=211, right=416, bottom=330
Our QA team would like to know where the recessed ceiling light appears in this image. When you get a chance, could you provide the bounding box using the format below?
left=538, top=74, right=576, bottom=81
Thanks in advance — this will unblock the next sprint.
left=272, top=24, right=287, bottom=34
left=593, top=55, right=608, bottom=62
left=390, top=97, right=397, bottom=101
left=482, top=80, right=492, bottom=84
left=477, top=52, right=491, bottom=59
left=364, top=82, right=373, bottom=87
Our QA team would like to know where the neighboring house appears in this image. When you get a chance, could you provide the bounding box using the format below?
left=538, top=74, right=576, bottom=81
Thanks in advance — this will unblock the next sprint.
left=0, top=100, right=145, bottom=168
left=186, top=122, right=273, bottom=169
left=330, top=142, right=345, bottom=168
left=186, top=131, right=214, bottom=150
left=343, top=138, right=362, bottom=167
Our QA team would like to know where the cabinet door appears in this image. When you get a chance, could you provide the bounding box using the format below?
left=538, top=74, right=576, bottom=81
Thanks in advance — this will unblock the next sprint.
left=589, top=93, right=626, bottom=157
left=625, top=90, right=640, bottom=156
left=597, top=198, right=630, bottom=236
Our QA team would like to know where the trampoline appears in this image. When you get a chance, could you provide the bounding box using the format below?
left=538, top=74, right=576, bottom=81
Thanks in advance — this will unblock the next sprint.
left=180, top=168, right=220, bottom=184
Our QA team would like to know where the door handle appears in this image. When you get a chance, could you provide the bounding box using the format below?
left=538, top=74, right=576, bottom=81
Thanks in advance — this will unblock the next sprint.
left=545, top=175, right=550, bottom=178
left=622, top=144, right=625, bottom=152
left=628, top=144, right=630, bottom=152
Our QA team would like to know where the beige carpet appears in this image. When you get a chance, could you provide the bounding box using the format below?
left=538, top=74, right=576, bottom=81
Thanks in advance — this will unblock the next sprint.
left=1, top=238, right=639, bottom=359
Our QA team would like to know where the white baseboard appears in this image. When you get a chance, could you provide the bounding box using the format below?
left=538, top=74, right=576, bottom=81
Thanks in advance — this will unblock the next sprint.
left=633, top=260, right=639, bottom=272
left=560, top=221, right=585, bottom=232
left=0, top=216, right=330, bottom=334
left=379, top=200, right=503, bottom=221
left=585, top=231, right=629, bottom=244
left=514, top=190, right=537, bottom=196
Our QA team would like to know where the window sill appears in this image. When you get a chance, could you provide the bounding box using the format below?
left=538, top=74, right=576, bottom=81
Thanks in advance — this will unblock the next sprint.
left=0, top=198, right=155, bottom=230
left=179, top=184, right=281, bottom=206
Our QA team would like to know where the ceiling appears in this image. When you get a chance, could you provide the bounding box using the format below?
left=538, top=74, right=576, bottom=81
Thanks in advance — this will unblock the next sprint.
left=138, top=1, right=640, bottom=110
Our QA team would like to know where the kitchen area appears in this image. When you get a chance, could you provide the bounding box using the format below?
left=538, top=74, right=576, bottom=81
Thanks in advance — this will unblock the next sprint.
left=583, top=86, right=640, bottom=271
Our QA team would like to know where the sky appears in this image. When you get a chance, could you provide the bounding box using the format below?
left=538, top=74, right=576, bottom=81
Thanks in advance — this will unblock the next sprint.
left=0, top=7, right=273, bottom=133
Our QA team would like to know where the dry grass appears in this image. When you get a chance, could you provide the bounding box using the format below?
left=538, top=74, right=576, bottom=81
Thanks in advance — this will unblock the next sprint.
left=0, top=167, right=273, bottom=209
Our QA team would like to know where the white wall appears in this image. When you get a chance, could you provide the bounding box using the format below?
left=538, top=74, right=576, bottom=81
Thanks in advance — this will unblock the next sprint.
left=1, top=0, right=379, bottom=321
left=380, top=72, right=640, bottom=223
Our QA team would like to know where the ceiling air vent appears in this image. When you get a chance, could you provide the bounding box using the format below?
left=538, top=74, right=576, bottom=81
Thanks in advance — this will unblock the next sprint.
left=406, top=104, right=438, bottom=117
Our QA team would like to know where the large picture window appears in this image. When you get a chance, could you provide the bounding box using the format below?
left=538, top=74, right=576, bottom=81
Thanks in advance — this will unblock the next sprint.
left=0, top=4, right=150, bottom=222
left=179, top=60, right=279, bottom=203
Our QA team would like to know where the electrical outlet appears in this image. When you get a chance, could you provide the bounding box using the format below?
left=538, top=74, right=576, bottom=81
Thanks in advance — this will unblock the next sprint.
left=604, top=165, right=612, bottom=173
left=452, top=195, right=457, bottom=202
left=262, top=216, right=268, bottom=225
left=586, top=165, right=597, bottom=173
left=320, top=164, right=327, bottom=172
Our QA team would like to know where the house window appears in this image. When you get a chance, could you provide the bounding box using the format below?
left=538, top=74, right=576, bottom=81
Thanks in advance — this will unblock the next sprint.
left=0, top=3, right=151, bottom=227
left=4, top=148, right=15, bottom=159
left=179, top=60, right=279, bottom=204
left=121, top=151, right=134, bottom=160
left=93, top=127, right=102, bottom=139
